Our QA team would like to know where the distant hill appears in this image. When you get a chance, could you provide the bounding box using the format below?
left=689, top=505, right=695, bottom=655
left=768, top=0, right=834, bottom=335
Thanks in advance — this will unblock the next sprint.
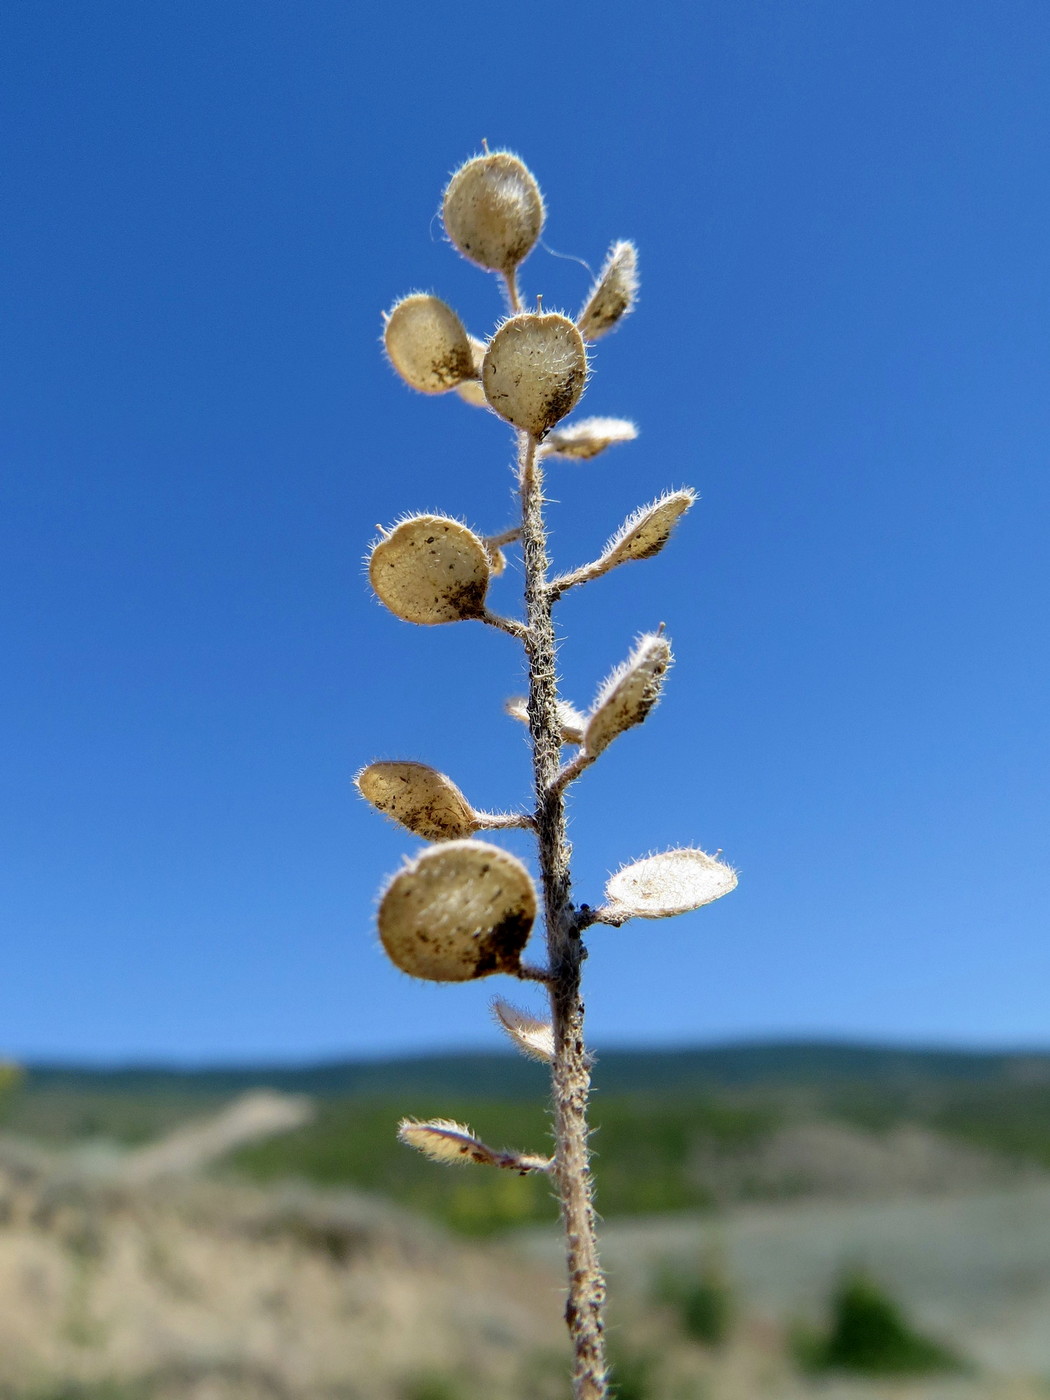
left=22, top=1040, right=1050, bottom=1100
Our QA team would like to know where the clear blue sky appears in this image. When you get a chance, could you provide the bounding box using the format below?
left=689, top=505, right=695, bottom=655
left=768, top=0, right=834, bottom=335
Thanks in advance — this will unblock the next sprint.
left=2, top=1, right=1047, bottom=1062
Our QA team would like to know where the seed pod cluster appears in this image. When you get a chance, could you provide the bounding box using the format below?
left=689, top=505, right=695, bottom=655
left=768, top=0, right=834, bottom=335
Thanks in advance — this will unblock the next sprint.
left=369, top=151, right=740, bottom=1330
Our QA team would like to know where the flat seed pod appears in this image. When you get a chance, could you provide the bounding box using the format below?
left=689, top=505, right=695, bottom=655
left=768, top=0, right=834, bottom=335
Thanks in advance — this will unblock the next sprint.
left=598, top=489, right=696, bottom=568
left=442, top=152, right=544, bottom=274
left=492, top=999, right=555, bottom=1064
left=505, top=695, right=586, bottom=745
left=398, top=1118, right=550, bottom=1173
left=605, top=848, right=738, bottom=918
left=544, top=417, right=638, bottom=460
left=584, top=634, right=672, bottom=758
left=369, top=515, right=490, bottom=625
left=578, top=241, right=639, bottom=340
left=355, top=761, right=476, bottom=841
left=483, top=313, right=588, bottom=436
left=383, top=295, right=474, bottom=394
left=378, top=840, right=537, bottom=982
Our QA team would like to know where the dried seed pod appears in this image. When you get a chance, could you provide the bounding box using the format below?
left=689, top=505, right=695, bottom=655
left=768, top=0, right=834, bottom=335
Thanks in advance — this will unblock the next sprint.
left=578, top=241, right=638, bottom=340
left=442, top=152, right=544, bottom=274
left=378, top=839, right=537, bottom=982
left=355, top=761, right=476, bottom=841
left=383, top=295, right=474, bottom=394
left=483, top=313, right=588, bottom=436
left=598, top=489, right=696, bottom=568
left=604, top=848, right=738, bottom=918
left=492, top=998, right=555, bottom=1063
left=398, top=1118, right=551, bottom=1173
left=455, top=335, right=490, bottom=408
left=505, top=696, right=587, bottom=745
left=544, top=417, right=638, bottom=460
left=368, top=515, right=490, bottom=625
left=584, top=634, right=672, bottom=758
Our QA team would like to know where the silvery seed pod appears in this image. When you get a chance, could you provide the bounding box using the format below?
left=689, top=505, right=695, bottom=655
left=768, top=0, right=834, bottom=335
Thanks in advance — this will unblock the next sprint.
left=369, top=515, right=491, bottom=625
left=584, top=634, right=672, bottom=758
left=483, top=313, right=588, bottom=437
left=442, top=152, right=545, bottom=274
left=383, top=295, right=475, bottom=394
left=604, top=848, right=737, bottom=918
left=378, top=840, right=537, bottom=982
left=578, top=241, right=639, bottom=341
left=543, top=417, right=638, bottom=460
left=598, top=490, right=696, bottom=567
left=355, top=761, right=477, bottom=841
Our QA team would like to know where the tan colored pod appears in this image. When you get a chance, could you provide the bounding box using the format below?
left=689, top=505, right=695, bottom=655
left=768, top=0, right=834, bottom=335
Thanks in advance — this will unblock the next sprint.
left=599, top=489, right=696, bottom=567
left=578, top=241, right=639, bottom=341
left=544, top=417, right=638, bottom=460
left=369, top=515, right=490, bottom=625
left=483, top=313, right=588, bottom=436
left=383, top=295, right=475, bottom=394
left=584, top=634, right=672, bottom=758
left=442, top=152, right=544, bottom=274
left=605, top=848, right=738, bottom=918
left=355, top=761, right=476, bottom=841
left=378, top=839, right=537, bottom=982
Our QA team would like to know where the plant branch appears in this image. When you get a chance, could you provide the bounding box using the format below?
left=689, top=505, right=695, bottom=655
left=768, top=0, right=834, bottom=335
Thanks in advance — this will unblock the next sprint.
left=518, top=429, right=608, bottom=1400
left=479, top=608, right=530, bottom=642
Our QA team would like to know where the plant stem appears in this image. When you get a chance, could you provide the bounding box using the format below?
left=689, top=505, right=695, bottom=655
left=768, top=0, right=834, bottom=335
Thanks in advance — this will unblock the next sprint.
left=518, top=429, right=608, bottom=1400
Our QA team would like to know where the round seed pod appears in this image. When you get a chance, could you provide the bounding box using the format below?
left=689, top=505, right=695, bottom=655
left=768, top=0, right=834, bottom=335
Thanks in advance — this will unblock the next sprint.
left=378, top=840, right=537, bottom=982
left=355, top=761, right=477, bottom=841
left=604, top=848, right=738, bottom=918
left=369, top=515, right=490, bottom=625
left=584, top=634, right=672, bottom=758
left=442, top=152, right=544, bottom=274
left=383, top=295, right=475, bottom=394
left=483, top=314, right=587, bottom=437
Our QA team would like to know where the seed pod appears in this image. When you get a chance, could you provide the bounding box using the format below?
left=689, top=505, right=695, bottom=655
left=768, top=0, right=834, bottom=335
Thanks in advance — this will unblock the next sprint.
left=584, top=634, right=672, bottom=758
left=398, top=1118, right=551, bottom=1173
left=604, top=848, right=737, bottom=918
left=355, top=761, right=476, bottom=841
left=383, top=295, right=474, bottom=394
left=492, top=998, right=555, bottom=1064
left=544, top=417, right=638, bottom=461
left=378, top=839, right=537, bottom=982
left=578, top=241, right=639, bottom=340
left=505, top=696, right=587, bottom=745
left=597, top=490, right=696, bottom=568
left=369, top=515, right=490, bottom=625
left=483, top=313, right=588, bottom=437
left=455, top=335, right=490, bottom=408
left=442, top=152, right=544, bottom=274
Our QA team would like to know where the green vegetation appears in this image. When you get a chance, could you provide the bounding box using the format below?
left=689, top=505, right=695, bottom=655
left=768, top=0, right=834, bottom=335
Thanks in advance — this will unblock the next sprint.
left=794, top=1272, right=963, bottom=1376
left=655, top=1256, right=734, bottom=1346
left=7, top=1043, right=1050, bottom=1236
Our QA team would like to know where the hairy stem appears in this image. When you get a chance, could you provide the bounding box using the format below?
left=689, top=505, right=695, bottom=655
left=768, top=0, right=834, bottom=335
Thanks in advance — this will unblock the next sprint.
left=518, top=430, right=608, bottom=1400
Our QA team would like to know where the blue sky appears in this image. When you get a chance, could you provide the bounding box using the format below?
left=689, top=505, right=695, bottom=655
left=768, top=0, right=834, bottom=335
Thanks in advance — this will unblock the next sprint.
left=2, top=1, right=1048, bottom=1061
